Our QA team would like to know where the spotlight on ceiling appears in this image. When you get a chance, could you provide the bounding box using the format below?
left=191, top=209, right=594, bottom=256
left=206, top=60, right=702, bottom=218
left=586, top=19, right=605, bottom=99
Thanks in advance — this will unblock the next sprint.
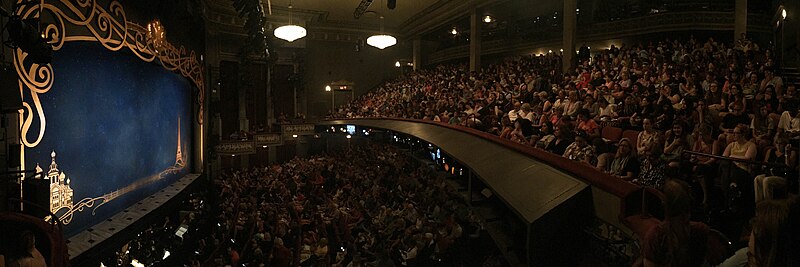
left=483, top=15, right=492, bottom=23
left=451, top=28, right=458, bottom=35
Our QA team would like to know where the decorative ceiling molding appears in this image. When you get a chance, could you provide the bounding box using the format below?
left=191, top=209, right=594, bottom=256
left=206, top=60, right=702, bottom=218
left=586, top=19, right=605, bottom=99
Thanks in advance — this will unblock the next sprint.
left=398, top=0, right=505, bottom=38
left=205, top=0, right=485, bottom=40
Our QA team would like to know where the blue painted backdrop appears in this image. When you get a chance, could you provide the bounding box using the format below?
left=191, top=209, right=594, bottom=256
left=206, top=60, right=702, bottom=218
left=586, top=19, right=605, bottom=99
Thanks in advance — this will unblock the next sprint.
left=23, top=42, right=193, bottom=237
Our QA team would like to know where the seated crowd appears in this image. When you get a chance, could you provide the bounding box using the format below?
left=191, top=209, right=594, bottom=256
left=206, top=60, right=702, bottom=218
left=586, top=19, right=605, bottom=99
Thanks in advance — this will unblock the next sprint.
left=330, top=36, right=800, bottom=265
left=207, top=144, right=483, bottom=267
left=334, top=35, right=799, bottom=203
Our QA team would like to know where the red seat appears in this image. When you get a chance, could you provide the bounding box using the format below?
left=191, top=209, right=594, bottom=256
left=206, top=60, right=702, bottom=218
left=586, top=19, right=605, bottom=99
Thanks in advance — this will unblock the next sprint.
left=623, top=215, right=661, bottom=240
left=601, top=126, right=623, bottom=142
left=620, top=188, right=665, bottom=240
left=622, top=130, right=640, bottom=147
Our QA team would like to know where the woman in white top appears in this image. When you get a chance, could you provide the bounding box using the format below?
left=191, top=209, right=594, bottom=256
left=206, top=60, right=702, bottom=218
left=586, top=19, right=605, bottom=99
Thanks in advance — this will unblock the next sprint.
left=518, top=103, right=536, bottom=122
left=596, top=97, right=617, bottom=119
left=563, top=91, right=582, bottom=117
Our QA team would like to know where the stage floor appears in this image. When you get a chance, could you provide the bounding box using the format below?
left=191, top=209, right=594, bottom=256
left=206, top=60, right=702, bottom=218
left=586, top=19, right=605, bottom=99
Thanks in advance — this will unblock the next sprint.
left=67, top=174, right=199, bottom=259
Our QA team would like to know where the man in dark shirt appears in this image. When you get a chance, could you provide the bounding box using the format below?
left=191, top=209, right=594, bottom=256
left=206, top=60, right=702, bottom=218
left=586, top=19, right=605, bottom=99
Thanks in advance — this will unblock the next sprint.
left=721, top=104, right=750, bottom=133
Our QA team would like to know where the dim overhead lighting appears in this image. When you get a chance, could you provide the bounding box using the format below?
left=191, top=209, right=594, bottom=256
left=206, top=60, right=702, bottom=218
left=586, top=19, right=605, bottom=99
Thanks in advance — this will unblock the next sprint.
left=262, top=145, right=268, bottom=148
left=346, top=134, right=352, bottom=139
left=274, top=3, right=306, bottom=42
left=451, top=28, right=458, bottom=35
left=367, top=34, right=396, bottom=49
left=395, top=61, right=401, bottom=67
left=292, top=134, right=298, bottom=138
left=274, top=25, right=306, bottom=42
left=548, top=50, right=552, bottom=53
left=367, top=16, right=396, bottom=49
left=483, top=15, right=492, bottom=23
left=325, top=85, right=332, bottom=92
left=559, top=49, right=563, bottom=52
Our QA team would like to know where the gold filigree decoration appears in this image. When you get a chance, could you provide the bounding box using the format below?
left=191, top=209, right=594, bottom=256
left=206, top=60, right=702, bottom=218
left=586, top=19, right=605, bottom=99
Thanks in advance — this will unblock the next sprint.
left=56, top=159, right=185, bottom=224
left=14, top=0, right=205, bottom=155
left=46, top=119, right=187, bottom=225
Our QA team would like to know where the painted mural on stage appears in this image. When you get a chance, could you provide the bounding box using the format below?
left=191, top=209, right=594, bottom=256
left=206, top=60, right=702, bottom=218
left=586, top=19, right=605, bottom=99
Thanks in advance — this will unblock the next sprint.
left=21, top=42, right=192, bottom=237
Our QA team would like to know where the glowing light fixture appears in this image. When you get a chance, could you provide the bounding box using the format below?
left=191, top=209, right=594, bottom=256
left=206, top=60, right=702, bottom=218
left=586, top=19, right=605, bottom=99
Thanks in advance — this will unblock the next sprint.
left=483, top=15, right=492, bottom=23
left=450, top=28, right=458, bottom=35
left=274, top=3, right=306, bottom=42
left=367, top=4, right=396, bottom=50
left=274, top=25, right=306, bottom=42
left=147, top=20, right=166, bottom=52
left=325, top=85, right=332, bottom=91
left=395, top=61, right=401, bottom=67
left=782, top=8, right=787, bottom=19
left=346, top=134, right=352, bottom=139
left=367, top=32, right=396, bottom=49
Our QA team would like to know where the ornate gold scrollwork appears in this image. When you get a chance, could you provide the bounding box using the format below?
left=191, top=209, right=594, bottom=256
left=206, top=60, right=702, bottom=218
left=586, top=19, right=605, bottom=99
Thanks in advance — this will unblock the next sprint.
left=14, top=0, right=205, bottom=154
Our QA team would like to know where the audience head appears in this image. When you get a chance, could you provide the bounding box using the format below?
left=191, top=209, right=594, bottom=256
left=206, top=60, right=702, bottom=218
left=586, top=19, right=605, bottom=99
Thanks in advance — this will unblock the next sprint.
left=617, top=138, right=634, bottom=158
left=750, top=200, right=791, bottom=267
left=662, top=179, right=693, bottom=220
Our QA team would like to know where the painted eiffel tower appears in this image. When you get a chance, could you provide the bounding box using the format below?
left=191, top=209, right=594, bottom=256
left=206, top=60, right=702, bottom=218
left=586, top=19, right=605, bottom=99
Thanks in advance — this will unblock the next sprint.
left=175, top=117, right=184, bottom=167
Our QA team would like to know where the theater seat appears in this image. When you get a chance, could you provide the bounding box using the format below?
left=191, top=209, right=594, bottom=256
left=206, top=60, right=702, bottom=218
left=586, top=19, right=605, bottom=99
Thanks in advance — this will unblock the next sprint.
left=622, top=130, right=640, bottom=147
left=623, top=215, right=661, bottom=241
left=620, top=188, right=665, bottom=240
left=601, top=126, right=623, bottom=143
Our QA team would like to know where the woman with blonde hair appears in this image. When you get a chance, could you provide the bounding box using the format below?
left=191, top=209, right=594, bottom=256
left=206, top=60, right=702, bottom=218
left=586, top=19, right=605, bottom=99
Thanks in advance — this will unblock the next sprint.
left=606, top=138, right=639, bottom=181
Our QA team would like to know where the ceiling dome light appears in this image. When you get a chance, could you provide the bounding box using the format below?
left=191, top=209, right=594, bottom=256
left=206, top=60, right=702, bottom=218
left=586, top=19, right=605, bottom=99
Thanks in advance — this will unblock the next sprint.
left=274, top=25, right=306, bottom=42
left=483, top=15, right=492, bottom=23
left=367, top=15, right=395, bottom=49
left=450, top=28, right=458, bottom=35
left=274, top=3, right=306, bottom=42
left=367, top=34, right=396, bottom=49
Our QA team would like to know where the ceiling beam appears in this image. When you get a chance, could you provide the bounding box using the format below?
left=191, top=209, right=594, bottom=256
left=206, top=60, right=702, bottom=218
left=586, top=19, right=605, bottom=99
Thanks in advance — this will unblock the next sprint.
left=398, top=0, right=506, bottom=38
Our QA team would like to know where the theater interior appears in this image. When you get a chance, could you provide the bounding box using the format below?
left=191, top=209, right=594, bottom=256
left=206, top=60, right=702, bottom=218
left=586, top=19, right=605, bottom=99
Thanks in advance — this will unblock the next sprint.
left=1, top=0, right=800, bottom=266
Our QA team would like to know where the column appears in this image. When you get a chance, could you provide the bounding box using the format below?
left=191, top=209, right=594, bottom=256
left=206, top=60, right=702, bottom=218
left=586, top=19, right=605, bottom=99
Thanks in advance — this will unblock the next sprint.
left=562, top=0, right=577, bottom=73
left=192, top=88, right=204, bottom=173
left=238, top=87, right=249, bottom=132
left=265, top=64, right=277, bottom=163
left=412, top=38, right=422, bottom=71
left=469, top=8, right=481, bottom=72
left=734, top=0, right=747, bottom=43
left=237, top=83, right=249, bottom=170
left=292, top=63, right=299, bottom=116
